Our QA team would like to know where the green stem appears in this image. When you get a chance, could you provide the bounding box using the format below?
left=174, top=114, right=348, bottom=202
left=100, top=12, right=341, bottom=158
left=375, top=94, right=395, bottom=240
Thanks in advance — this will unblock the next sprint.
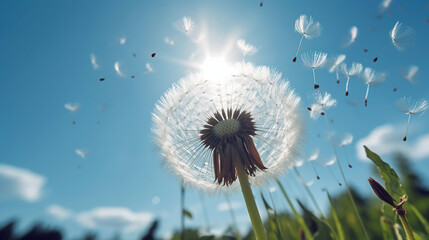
left=399, top=214, right=415, bottom=240
left=233, top=148, right=267, bottom=240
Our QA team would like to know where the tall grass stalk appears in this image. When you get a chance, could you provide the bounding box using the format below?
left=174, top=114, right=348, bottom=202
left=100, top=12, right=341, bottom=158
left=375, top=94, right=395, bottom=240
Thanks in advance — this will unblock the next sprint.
left=293, top=167, right=324, bottom=218
left=323, top=114, right=370, bottom=240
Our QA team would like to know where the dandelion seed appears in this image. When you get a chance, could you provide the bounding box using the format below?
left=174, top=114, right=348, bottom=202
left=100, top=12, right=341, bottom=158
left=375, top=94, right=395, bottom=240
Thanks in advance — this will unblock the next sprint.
left=308, top=91, right=336, bottom=120
left=75, top=149, right=87, bottom=159
left=379, top=0, right=392, bottom=15
left=153, top=62, right=302, bottom=239
left=90, top=53, right=98, bottom=69
left=324, top=157, right=342, bottom=186
left=329, top=54, right=346, bottom=84
left=146, top=63, right=153, bottom=73
left=293, top=15, right=322, bottom=62
left=344, top=26, right=358, bottom=47
left=362, top=68, right=386, bottom=107
left=301, top=51, right=327, bottom=89
left=403, top=65, right=418, bottom=83
left=64, top=103, right=81, bottom=112
left=338, top=133, right=353, bottom=168
left=373, top=21, right=415, bottom=62
left=340, top=62, right=363, bottom=96
left=307, top=148, right=320, bottom=180
left=119, top=37, right=126, bottom=45
left=396, top=97, right=428, bottom=141
left=114, top=62, right=125, bottom=77
left=236, top=39, right=258, bottom=57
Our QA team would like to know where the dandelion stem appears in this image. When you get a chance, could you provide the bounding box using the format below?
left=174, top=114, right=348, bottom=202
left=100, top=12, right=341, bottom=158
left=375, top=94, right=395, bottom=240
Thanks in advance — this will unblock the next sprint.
left=374, top=41, right=392, bottom=62
left=404, top=114, right=411, bottom=141
left=345, top=76, right=350, bottom=96
left=399, top=214, right=415, bottom=240
left=293, top=35, right=304, bottom=62
left=323, top=114, right=370, bottom=240
left=336, top=70, right=340, bottom=84
left=233, top=148, right=267, bottom=240
left=293, top=167, right=324, bottom=217
left=365, top=84, right=370, bottom=107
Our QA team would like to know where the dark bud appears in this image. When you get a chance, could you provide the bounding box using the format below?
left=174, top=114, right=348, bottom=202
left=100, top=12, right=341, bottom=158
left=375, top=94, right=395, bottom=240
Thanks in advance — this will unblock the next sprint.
left=348, top=164, right=352, bottom=168
left=317, top=176, right=320, bottom=180
left=368, top=177, right=396, bottom=207
left=151, top=53, right=156, bottom=58
left=345, top=91, right=349, bottom=96
left=293, top=57, right=297, bottom=62
left=373, top=57, right=378, bottom=62
left=403, top=136, right=407, bottom=141
left=99, top=78, right=105, bottom=81
left=314, top=84, right=320, bottom=89
left=307, top=107, right=312, bottom=111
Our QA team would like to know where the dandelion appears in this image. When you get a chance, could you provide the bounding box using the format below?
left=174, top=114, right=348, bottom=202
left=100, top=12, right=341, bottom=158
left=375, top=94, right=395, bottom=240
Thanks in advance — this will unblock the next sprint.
left=323, top=157, right=342, bottom=186
left=309, top=91, right=370, bottom=239
left=329, top=54, right=346, bottom=84
left=152, top=16, right=196, bottom=58
left=301, top=51, right=327, bottom=89
left=236, top=39, right=258, bottom=57
left=338, top=133, right=353, bottom=168
left=396, top=97, right=428, bottom=141
left=403, top=65, right=418, bottom=83
left=362, top=68, right=386, bottom=107
left=292, top=15, right=322, bottom=62
left=373, top=21, right=415, bottom=62
left=340, top=62, right=363, bottom=96
left=307, top=148, right=321, bottom=180
left=344, top=26, right=358, bottom=47
left=152, top=62, right=302, bottom=240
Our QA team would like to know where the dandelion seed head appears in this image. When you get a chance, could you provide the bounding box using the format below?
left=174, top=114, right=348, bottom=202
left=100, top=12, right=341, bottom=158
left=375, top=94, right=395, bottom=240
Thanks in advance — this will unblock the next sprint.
left=362, top=68, right=386, bottom=86
left=301, top=51, right=328, bottom=69
left=329, top=54, right=346, bottom=73
left=390, top=21, right=415, bottom=51
left=396, top=97, right=428, bottom=115
left=295, top=15, right=322, bottom=39
left=175, top=16, right=195, bottom=34
left=340, top=62, right=363, bottom=77
left=236, top=39, right=258, bottom=56
left=152, top=62, right=303, bottom=192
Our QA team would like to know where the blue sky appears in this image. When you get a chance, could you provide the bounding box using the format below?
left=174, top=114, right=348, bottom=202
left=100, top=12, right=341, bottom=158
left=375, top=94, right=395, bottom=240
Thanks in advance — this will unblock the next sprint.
left=1, top=0, right=429, bottom=239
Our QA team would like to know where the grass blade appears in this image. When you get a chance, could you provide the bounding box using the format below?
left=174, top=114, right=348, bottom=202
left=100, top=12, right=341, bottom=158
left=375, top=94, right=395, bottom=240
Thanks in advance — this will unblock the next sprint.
left=325, top=191, right=345, bottom=240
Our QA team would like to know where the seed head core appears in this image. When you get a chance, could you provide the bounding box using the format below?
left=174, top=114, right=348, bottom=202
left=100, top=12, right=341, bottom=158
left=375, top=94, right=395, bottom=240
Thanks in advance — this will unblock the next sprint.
left=213, top=119, right=240, bottom=137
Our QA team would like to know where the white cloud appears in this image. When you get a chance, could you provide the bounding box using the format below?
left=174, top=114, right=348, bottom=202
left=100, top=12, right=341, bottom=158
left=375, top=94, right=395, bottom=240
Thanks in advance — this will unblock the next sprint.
left=217, top=201, right=242, bottom=211
left=76, top=207, right=153, bottom=232
left=46, top=205, right=73, bottom=220
left=356, top=124, right=429, bottom=161
left=145, top=63, right=153, bottom=73
left=0, top=164, right=46, bottom=202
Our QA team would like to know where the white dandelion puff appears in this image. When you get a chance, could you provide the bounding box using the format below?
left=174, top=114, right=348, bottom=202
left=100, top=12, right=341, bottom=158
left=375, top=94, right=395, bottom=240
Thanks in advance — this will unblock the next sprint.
left=174, top=16, right=195, bottom=34
left=146, top=63, right=153, bottom=73
left=152, top=62, right=303, bottom=191
left=236, top=39, right=258, bottom=56
left=292, top=15, right=322, bottom=62
left=301, top=51, right=327, bottom=89
left=403, top=65, right=418, bottom=83
left=362, top=68, right=386, bottom=107
left=164, top=37, right=175, bottom=45
left=340, top=62, right=363, bottom=96
left=344, top=26, right=358, bottom=47
left=119, top=37, right=126, bottom=45
left=308, top=92, right=336, bottom=120
left=75, top=149, right=88, bottom=158
left=90, top=53, right=98, bottom=69
left=373, top=21, right=415, bottom=62
left=114, top=62, right=125, bottom=78
left=64, top=103, right=81, bottom=112
left=396, top=97, right=428, bottom=141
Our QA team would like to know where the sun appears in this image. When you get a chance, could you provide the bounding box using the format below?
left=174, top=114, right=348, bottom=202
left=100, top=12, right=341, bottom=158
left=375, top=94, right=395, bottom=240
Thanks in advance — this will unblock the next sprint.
left=201, top=57, right=232, bottom=80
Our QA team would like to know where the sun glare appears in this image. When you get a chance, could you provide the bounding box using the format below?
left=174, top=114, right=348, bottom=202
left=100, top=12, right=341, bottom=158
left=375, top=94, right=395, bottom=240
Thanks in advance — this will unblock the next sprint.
left=201, top=57, right=231, bottom=80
